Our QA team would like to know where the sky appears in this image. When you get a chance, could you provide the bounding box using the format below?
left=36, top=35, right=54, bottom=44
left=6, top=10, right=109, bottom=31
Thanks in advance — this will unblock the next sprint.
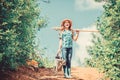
left=36, top=0, right=104, bottom=66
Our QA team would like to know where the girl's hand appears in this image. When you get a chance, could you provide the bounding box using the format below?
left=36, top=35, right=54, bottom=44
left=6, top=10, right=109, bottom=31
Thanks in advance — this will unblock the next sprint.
left=56, top=48, right=61, bottom=59
left=56, top=48, right=61, bottom=56
left=75, top=29, right=80, bottom=34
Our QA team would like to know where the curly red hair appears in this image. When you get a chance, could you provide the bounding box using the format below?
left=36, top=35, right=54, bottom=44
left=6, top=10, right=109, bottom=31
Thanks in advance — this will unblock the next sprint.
left=61, top=19, right=72, bottom=30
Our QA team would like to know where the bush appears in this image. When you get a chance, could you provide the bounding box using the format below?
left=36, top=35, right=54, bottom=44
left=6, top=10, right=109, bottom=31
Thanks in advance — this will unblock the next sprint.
left=86, top=0, right=120, bottom=80
left=0, top=0, right=44, bottom=70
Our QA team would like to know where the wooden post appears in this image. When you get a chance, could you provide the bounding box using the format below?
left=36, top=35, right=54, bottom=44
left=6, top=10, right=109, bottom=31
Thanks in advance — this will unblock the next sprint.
left=52, top=27, right=99, bottom=32
left=73, top=29, right=99, bottom=32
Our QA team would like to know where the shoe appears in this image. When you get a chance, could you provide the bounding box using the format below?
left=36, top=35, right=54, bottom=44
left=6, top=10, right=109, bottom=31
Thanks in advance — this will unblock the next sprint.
left=68, top=75, right=72, bottom=78
left=64, top=74, right=69, bottom=78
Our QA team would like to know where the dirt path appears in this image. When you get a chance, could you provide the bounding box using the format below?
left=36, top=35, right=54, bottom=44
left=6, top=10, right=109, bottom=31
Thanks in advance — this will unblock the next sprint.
left=0, top=66, right=106, bottom=80
left=39, top=67, right=104, bottom=80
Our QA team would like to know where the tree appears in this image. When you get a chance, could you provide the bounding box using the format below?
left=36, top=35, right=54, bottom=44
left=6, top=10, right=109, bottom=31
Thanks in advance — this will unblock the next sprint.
left=86, top=0, right=120, bottom=80
left=0, top=0, right=46, bottom=70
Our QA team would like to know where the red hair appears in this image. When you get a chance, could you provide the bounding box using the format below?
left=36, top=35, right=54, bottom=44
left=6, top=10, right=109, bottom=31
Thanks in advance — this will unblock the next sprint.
left=61, top=19, right=72, bottom=30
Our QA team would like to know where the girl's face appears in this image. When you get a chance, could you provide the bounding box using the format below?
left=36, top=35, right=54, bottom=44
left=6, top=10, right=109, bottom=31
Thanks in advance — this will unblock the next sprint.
left=64, top=21, right=70, bottom=29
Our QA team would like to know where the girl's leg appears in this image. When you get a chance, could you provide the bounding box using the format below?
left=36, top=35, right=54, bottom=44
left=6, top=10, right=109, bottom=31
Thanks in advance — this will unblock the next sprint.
left=66, top=48, right=72, bottom=78
left=62, top=48, right=68, bottom=77
left=63, top=65, right=68, bottom=77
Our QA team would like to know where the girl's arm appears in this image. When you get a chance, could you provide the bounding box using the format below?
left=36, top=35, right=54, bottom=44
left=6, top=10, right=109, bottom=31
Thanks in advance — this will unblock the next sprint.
left=56, top=39, right=62, bottom=56
left=56, top=31, right=62, bottom=56
left=72, top=30, right=80, bottom=41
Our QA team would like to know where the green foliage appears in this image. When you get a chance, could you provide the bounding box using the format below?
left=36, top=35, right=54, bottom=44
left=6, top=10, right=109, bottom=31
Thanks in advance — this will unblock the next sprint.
left=0, top=0, right=46, bottom=70
left=32, top=45, right=54, bottom=68
left=87, top=0, right=120, bottom=80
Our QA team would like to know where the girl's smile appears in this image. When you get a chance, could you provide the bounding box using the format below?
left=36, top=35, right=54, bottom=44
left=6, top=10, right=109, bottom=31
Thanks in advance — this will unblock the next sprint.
left=64, top=21, right=70, bottom=29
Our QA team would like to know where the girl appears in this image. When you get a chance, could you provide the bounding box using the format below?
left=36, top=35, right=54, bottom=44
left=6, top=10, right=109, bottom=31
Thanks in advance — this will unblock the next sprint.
left=54, top=19, right=80, bottom=78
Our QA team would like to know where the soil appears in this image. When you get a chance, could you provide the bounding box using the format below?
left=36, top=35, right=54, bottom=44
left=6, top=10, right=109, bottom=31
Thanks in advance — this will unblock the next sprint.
left=0, top=66, right=108, bottom=80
